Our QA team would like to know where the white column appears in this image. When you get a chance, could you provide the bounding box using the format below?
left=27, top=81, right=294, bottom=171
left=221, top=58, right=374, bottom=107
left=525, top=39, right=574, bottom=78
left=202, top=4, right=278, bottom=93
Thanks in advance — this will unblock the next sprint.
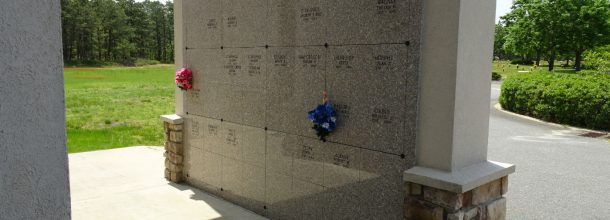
left=406, top=0, right=514, bottom=193
left=0, top=1, right=71, bottom=219
left=174, top=0, right=186, bottom=115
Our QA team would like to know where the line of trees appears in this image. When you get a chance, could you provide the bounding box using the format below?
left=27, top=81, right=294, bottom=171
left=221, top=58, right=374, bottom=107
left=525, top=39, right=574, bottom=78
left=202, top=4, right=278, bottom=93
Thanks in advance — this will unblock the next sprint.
left=61, top=0, right=174, bottom=65
left=495, top=0, right=610, bottom=71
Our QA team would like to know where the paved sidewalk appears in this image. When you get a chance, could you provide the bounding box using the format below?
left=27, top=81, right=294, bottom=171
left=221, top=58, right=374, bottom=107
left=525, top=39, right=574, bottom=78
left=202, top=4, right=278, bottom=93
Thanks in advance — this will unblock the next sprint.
left=69, top=146, right=267, bottom=220
left=489, top=82, right=610, bottom=219
left=69, top=84, right=610, bottom=220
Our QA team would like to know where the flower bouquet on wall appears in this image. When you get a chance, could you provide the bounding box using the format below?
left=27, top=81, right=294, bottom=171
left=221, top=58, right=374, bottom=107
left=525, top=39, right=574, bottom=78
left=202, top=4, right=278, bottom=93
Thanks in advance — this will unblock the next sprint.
left=175, top=68, right=193, bottom=90
left=307, top=91, right=337, bottom=141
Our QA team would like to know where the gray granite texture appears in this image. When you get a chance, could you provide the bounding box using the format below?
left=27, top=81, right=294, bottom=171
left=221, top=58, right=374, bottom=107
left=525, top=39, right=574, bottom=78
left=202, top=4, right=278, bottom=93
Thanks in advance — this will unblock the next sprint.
left=179, top=0, right=422, bottom=218
left=183, top=115, right=411, bottom=219
left=0, top=1, right=71, bottom=219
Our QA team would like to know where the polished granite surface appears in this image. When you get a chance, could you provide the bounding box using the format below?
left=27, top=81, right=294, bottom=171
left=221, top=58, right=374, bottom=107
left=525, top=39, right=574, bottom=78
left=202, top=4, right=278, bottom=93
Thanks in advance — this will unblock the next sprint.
left=180, top=0, right=422, bottom=218
left=183, top=119, right=410, bottom=219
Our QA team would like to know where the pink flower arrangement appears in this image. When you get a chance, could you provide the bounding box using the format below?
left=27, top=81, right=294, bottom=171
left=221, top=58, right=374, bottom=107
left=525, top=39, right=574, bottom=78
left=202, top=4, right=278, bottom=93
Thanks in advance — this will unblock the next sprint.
left=175, top=68, right=193, bottom=90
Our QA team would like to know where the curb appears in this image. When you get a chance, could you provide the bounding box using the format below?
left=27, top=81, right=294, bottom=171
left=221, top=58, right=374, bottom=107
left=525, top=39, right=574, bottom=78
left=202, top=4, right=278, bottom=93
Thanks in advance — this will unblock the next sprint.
left=493, top=103, right=610, bottom=140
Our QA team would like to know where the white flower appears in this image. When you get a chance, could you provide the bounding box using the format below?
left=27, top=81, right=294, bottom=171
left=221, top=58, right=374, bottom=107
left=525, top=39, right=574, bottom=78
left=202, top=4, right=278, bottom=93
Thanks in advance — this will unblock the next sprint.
left=330, top=117, right=336, bottom=123
left=322, top=122, right=330, bottom=129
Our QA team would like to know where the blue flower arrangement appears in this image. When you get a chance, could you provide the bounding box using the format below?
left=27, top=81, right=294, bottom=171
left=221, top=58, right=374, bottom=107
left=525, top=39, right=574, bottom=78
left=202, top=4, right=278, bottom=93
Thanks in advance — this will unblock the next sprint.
left=307, top=97, right=337, bottom=141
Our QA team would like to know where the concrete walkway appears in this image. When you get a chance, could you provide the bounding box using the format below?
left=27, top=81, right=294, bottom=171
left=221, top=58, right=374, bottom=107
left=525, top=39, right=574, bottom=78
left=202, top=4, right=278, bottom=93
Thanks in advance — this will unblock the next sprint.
left=70, top=83, right=610, bottom=220
left=69, top=146, right=267, bottom=220
left=489, top=81, right=610, bottom=219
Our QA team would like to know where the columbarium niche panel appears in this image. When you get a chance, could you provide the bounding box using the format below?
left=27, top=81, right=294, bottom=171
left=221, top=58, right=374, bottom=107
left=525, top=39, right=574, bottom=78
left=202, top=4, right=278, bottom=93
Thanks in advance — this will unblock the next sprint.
left=179, top=0, right=421, bottom=219
left=183, top=0, right=222, bottom=49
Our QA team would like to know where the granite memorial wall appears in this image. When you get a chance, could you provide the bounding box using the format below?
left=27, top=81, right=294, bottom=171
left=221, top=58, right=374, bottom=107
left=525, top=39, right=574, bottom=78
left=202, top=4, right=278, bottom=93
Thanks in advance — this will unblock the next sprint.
left=176, top=0, right=422, bottom=219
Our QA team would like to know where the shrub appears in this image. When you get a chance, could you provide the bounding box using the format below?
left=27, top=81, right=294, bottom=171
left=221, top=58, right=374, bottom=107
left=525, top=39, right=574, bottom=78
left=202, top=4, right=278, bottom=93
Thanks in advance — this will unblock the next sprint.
left=500, top=73, right=610, bottom=131
left=492, top=72, right=502, bottom=81
left=120, top=57, right=137, bottom=66
left=510, top=59, right=534, bottom=65
left=64, top=60, right=117, bottom=67
left=134, top=58, right=161, bottom=66
left=583, top=46, right=610, bottom=73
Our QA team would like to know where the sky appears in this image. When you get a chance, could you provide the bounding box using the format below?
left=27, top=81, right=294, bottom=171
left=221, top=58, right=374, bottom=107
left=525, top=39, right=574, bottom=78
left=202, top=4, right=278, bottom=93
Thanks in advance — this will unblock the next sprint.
left=134, top=0, right=170, bottom=3
left=496, top=0, right=513, bottom=23
left=137, top=0, right=513, bottom=24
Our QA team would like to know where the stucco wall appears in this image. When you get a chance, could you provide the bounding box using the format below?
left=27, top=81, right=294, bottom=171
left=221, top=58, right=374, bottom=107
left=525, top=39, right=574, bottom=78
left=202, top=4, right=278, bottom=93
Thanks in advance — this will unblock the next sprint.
left=0, top=1, right=71, bottom=219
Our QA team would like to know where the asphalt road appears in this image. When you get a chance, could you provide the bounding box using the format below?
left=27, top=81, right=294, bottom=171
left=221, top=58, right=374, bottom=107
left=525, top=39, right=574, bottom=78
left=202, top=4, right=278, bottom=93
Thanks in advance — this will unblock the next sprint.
left=487, top=81, right=610, bottom=220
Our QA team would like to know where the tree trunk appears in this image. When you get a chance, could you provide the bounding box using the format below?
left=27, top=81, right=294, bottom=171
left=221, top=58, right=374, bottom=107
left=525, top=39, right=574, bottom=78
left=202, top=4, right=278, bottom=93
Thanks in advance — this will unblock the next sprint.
left=156, top=21, right=162, bottom=61
left=62, top=24, right=69, bottom=61
left=68, top=26, right=77, bottom=62
left=107, top=29, right=112, bottom=60
left=98, top=28, right=102, bottom=60
left=162, top=18, right=167, bottom=62
left=535, top=52, right=541, bottom=66
left=575, top=50, right=583, bottom=71
left=548, top=53, right=556, bottom=72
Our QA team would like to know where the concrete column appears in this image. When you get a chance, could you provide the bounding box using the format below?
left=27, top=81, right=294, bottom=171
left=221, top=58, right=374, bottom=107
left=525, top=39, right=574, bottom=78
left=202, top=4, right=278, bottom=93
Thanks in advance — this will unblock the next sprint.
left=174, top=0, right=186, bottom=115
left=418, top=0, right=496, bottom=172
left=409, top=0, right=515, bottom=187
left=0, top=1, right=71, bottom=219
left=404, top=0, right=515, bottom=219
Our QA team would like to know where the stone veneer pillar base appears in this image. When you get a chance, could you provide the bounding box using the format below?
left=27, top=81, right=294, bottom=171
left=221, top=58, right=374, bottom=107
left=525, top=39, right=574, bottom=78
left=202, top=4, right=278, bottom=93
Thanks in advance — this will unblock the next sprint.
left=405, top=177, right=508, bottom=220
left=404, top=161, right=514, bottom=220
left=161, top=114, right=184, bottom=183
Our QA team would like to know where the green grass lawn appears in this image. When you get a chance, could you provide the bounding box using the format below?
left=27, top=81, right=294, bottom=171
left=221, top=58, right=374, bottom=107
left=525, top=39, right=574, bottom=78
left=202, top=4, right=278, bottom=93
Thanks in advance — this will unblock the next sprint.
left=64, top=65, right=174, bottom=153
left=62, top=61, right=579, bottom=153
left=493, top=60, right=577, bottom=79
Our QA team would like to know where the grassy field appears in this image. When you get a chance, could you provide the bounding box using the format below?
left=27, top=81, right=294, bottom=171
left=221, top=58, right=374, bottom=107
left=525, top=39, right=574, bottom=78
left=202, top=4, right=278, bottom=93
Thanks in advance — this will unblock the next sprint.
left=492, top=60, right=576, bottom=79
left=64, top=65, right=174, bottom=153
left=62, top=61, right=579, bottom=153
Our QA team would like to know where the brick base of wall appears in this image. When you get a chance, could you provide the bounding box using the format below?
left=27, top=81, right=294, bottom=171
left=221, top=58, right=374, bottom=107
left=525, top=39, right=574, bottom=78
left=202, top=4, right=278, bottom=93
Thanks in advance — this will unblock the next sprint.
left=163, top=120, right=184, bottom=183
left=405, top=176, right=508, bottom=220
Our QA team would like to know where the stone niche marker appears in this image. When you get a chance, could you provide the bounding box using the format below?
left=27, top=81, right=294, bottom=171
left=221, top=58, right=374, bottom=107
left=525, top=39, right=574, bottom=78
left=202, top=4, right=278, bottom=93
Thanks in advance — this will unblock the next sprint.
left=165, top=0, right=514, bottom=219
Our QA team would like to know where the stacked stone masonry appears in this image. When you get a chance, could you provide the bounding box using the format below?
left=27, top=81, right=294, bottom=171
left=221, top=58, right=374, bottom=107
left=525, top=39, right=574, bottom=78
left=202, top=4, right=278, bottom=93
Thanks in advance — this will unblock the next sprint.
left=164, top=121, right=185, bottom=183
left=404, top=176, right=508, bottom=220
